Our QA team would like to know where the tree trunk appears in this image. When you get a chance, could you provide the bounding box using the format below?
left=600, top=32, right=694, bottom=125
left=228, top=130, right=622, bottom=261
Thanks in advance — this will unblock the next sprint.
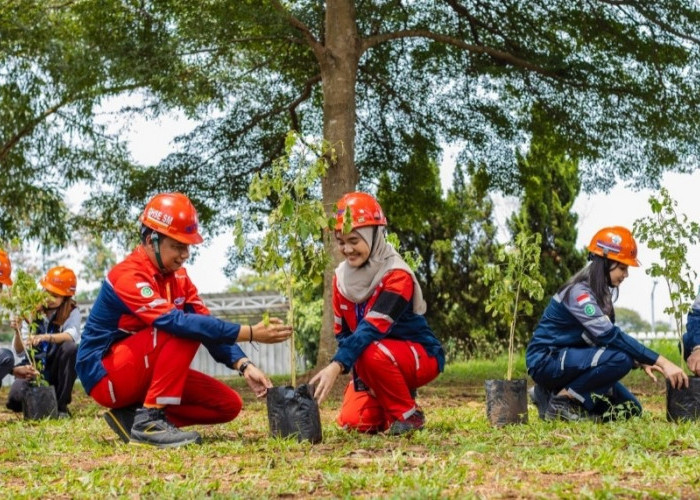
left=316, top=0, right=361, bottom=367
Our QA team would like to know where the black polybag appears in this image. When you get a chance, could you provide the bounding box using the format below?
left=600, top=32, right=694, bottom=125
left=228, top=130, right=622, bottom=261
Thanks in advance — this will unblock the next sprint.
left=23, top=385, right=58, bottom=420
left=266, top=383, right=322, bottom=443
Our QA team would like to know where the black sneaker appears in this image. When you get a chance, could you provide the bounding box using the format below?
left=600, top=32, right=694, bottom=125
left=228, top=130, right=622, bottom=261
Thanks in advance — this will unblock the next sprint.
left=529, top=384, right=551, bottom=421
left=130, top=407, right=202, bottom=448
left=104, top=405, right=138, bottom=444
left=544, top=395, right=587, bottom=422
left=387, top=410, right=425, bottom=435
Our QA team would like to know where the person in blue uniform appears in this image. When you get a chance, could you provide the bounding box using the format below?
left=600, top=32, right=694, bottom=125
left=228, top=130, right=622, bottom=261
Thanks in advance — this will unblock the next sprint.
left=526, top=226, right=688, bottom=421
left=683, top=293, right=700, bottom=375
left=7, top=266, right=81, bottom=417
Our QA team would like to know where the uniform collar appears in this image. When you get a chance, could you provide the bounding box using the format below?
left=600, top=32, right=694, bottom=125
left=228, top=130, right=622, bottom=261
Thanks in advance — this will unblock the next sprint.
left=132, top=245, right=172, bottom=278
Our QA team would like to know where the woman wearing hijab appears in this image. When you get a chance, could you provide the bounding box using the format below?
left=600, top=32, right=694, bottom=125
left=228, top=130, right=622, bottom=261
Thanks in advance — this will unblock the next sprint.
left=310, top=192, right=444, bottom=435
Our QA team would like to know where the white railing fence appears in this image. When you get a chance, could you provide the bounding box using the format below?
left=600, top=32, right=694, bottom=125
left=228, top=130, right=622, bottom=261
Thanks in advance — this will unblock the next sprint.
left=1, top=292, right=306, bottom=388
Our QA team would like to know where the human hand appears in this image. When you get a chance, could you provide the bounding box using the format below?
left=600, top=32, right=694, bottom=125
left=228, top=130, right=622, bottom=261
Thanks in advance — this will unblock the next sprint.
left=12, top=365, right=39, bottom=380
left=641, top=363, right=664, bottom=382
left=656, top=356, right=689, bottom=389
left=243, top=364, right=273, bottom=398
left=249, top=317, right=293, bottom=344
left=309, top=362, right=343, bottom=405
left=687, top=349, right=700, bottom=376
left=29, top=334, right=50, bottom=347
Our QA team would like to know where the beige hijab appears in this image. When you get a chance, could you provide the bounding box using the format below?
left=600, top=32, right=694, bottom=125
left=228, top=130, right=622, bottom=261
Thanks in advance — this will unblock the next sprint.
left=335, top=227, right=427, bottom=314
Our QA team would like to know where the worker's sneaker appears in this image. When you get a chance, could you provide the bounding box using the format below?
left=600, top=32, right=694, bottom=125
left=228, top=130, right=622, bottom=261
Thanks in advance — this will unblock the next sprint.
left=387, top=410, right=425, bottom=435
left=103, top=405, right=138, bottom=444
left=544, top=395, right=587, bottom=422
left=529, top=384, right=552, bottom=421
left=130, top=407, right=202, bottom=448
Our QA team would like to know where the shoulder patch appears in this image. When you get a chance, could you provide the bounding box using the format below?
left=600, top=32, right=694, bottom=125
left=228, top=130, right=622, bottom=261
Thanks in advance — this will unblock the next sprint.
left=140, top=286, right=154, bottom=298
left=576, top=293, right=591, bottom=305
left=583, top=304, right=596, bottom=316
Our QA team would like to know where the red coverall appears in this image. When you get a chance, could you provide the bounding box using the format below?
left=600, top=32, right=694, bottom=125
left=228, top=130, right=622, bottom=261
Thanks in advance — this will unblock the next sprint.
left=81, top=246, right=244, bottom=427
left=332, top=270, right=443, bottom=432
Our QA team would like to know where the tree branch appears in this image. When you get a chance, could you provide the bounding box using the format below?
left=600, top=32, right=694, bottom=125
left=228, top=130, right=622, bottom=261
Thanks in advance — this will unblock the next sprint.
left=597, top=0, right=700, bottom=45
left=0, top=84, right=141, bottom=164
left=203, top=74, right=322, bottom=165
left=270, top=0, right=326, bottom=59
left=363, top=29, right=566, bottom=79
left=288, top=74, right=322, bottom=131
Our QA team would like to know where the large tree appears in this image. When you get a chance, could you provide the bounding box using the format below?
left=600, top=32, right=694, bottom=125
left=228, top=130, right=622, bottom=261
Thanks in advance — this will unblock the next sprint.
left=3, top=1, right=700, bottom=364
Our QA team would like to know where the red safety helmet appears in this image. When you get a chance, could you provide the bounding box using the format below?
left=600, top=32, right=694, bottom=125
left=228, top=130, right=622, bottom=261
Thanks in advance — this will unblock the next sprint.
left=0, top=249, right=12, bottom=286
left=40, top=266, right=77, bottom=297
left=139, top=193, right=204, bottom=245
left=587, top=226, right=640, bottom=267
left=335, top=192, right=387, bottom=232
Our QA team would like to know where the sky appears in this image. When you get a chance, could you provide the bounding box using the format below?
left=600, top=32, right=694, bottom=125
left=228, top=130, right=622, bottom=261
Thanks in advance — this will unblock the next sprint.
left=61, top=109, right=700, bottom=330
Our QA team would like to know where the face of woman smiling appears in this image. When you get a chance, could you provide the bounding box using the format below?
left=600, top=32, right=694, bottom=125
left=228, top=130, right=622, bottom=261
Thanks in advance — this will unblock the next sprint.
left=335, top=231, right=370, bottom=267
left=608, top=262, right=629, bottom=287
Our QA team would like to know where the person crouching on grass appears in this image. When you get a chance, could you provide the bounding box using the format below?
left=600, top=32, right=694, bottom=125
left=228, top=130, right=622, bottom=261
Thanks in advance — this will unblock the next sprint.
left=7, top=266, right=81, bottom=418
left=526, top=226, right=687, bottom=422
left=311, top=192, right=445, bottom=435
left=76, top=192, right=293, bottom=448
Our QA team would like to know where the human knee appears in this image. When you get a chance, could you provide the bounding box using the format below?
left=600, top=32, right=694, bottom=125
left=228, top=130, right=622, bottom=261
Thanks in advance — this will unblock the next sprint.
left=607, top=351, right=635, bottom=373
left=337, top=406, right=385, bottom=433
left=0, top=348, right=13, bottom=371
left=59, top=340, right=78, bottom=359
left=218, top=390, right=243, bottom=422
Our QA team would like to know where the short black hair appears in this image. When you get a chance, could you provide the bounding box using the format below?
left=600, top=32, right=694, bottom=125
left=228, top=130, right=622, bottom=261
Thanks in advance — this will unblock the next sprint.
left=140, top=224, right=162, bottom=245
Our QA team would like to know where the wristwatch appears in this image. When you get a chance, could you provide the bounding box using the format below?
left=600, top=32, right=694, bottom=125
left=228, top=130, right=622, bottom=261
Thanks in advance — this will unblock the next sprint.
left=238, top=360, right=255, bottom=375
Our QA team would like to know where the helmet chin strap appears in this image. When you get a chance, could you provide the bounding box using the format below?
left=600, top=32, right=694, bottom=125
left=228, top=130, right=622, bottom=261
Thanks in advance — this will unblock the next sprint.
left=150, top=232, right=167, bottom=272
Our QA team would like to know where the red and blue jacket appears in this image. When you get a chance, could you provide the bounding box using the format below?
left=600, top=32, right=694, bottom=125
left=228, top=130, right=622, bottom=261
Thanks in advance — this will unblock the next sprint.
left=76, top=246, right=245, bottom=394
left=331, top=269, right=445, bottom=372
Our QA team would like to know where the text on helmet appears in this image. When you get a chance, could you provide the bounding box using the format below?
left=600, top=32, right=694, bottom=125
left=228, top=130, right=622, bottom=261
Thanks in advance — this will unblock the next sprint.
left=146, top=208, right=174, bottom=227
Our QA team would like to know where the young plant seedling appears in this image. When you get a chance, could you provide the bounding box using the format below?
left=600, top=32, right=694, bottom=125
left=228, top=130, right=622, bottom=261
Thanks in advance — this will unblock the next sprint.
left=234, top=131, right=334, bottom=386
left=634, top=187, right=700, bottom=368
left=483, top=231, right=545, bottom=380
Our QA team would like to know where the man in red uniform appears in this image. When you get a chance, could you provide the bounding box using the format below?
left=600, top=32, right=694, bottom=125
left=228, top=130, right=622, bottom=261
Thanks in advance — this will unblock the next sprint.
left=77, top=193, right=292, bottom=448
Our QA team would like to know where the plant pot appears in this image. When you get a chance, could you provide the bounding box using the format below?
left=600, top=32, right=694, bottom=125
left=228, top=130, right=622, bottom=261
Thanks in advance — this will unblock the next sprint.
left=666, top=377, right=700, bottom=422
left=22, top=385, right=58, bottom=420
left=266, top=383, right=322, bottom=443
left=485, top=378, right=528, bottom=426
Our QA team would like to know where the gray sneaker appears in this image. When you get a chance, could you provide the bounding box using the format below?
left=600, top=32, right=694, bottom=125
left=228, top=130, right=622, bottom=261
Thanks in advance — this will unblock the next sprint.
left=104, top=405, right=138, bottom=444
left=387, top=410, right=425, bottom=435
left=544, top=395, right=587, bottom=422
left=130, top=407, right=202, bottom=448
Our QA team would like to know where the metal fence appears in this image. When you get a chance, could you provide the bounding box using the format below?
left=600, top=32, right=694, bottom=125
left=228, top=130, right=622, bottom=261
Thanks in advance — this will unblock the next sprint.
left=1, top=292, right=298, bottom=387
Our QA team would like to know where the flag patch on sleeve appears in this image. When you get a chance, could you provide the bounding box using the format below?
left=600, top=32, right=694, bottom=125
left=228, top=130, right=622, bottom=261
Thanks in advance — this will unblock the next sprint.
left=576, top=293, right=591, bottom=305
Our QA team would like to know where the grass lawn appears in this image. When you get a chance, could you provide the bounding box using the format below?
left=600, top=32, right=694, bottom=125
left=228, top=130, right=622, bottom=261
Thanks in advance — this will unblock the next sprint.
left=1, top=343, right=699, bottom=498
